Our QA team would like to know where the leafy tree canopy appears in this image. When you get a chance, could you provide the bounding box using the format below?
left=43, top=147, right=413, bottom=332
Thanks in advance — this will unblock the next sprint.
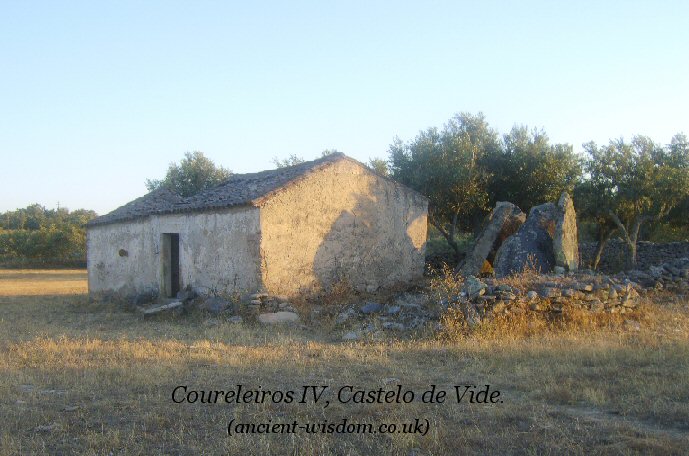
left=485, top=126, right=581, bottom=211
left=146, top=151, right=231, bottom=197
left=0, top=205, right=97, bottom=265
left=272, top=154, right=305, bottom=168
left=389, top=112, right=500, bottom=262
left=0, top=204, right=96, bottom=231
left=367, top=158, right=389, bottom=176
left=579, top=134, right=689, bottom=267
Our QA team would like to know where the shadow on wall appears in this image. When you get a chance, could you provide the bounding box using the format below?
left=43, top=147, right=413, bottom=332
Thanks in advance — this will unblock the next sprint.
left=311, top=186, right=425, bottom=293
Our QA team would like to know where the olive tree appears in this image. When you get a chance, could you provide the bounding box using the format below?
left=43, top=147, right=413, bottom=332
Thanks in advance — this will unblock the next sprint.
left=146, top=151, right=231, bottom=197
left=389, top=112, right=500, bottom=264
left=485, top=126, right=581, bottom=212
left=367, top=158, right=389, bottom=176
left=271, top=154, right=305, bottom=168
left=581, top=134, right=689, bottom=268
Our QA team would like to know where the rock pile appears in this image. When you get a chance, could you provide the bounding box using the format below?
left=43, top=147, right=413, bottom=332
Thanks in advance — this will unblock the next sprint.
left=334, top=293, right=434, bottom=340
left=132, top=251, right=687, bottom=337
left=618, top=257, right=689, bottom=292
left=447, top=254, right=689, bottom=327
left=243, top=293, right=300, bottom=324
left=446, top=273, right=642, bottom=326
left=137, top=289, right=302, bottom=325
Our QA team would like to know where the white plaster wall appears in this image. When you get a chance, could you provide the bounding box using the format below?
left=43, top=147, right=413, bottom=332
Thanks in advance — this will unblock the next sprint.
left=87, top=206, right=262, bottom=297
left=87, top=219, right=156, bottom=295
left=154, top=208, right=262, bottom=295
left=259, top=159, right=428, bottom=296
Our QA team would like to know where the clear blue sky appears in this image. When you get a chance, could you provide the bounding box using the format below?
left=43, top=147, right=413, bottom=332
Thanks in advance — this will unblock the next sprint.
left=1, top=1, right=687, bottom=214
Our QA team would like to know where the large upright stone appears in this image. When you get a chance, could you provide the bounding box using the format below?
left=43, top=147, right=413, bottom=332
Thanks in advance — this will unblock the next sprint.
left=553, top=192, right=579, bottom=271
left=493, top=202, right=558, bottom=277
left=459, top=202, right=525, bottom=276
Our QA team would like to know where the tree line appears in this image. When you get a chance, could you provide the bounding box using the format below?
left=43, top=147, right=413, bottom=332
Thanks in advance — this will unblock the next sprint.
left=3, top=113, right=686, bottom=270
left=386, top=112, right=689, bottom=269
left=145, top=120, right=689, bottom=271
left=0, top=205, right=96, bottom=266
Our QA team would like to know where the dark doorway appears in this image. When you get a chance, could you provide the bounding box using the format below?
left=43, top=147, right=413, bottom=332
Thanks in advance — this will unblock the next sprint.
left=170, top=233, right=180, bottom=297
left=162, top=233, right=181, bottom=298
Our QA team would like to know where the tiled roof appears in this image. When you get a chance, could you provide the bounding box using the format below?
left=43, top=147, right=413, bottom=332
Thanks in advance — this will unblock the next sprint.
left=87, top=187, right=186, bottom=226
left=88, top=152, right=350, bottom=226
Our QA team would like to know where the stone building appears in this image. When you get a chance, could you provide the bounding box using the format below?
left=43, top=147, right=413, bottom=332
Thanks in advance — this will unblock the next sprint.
left=87, top=153, right=428, bottom=299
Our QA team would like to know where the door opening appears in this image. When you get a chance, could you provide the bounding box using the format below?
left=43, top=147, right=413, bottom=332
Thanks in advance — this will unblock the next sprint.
left=162, top=233, right=181, bottom=298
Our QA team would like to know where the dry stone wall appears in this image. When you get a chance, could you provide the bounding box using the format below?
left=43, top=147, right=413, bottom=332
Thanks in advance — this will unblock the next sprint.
left=580, top=240, right=689, bottom=273
left=450, top=273, right=643, bottom=327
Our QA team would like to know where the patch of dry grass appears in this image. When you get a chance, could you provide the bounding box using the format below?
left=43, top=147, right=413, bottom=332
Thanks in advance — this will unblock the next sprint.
left=1, top=270, right=688, bottom=454
left=0, top=269, right=87, bottom=296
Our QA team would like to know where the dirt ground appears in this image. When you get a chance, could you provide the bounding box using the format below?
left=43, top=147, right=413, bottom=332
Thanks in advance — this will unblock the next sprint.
left=1, top=270, right=688, bottom=455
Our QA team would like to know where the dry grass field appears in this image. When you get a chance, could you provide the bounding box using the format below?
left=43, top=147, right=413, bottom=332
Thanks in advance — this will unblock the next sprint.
left=0, top=270, right=87, bottom=296
left=1, top=270, right=689, bottom=455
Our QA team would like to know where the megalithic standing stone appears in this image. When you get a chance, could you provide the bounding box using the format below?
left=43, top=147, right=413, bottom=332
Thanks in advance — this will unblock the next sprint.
left=493, top=192, right=579, bottom=277
left=459, top=202, right=526, bottom=277
left=554, top=192, right=579, bottom=271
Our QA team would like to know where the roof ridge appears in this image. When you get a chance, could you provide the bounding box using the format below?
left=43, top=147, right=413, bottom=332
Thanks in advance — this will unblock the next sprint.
left=88, top=152, right=350, bottom=226
left=202, top=152, right=345, bottom=191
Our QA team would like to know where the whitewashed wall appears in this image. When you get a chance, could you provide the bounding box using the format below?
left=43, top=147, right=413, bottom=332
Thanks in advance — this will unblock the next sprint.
left=87, top=206, right=262, bottom=297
